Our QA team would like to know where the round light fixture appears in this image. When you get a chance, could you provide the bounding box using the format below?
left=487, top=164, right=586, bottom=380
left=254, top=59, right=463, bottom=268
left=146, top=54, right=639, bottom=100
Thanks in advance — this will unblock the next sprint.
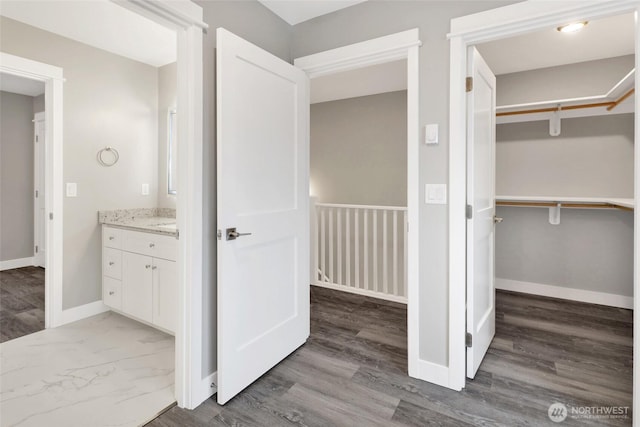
left=557, top=21, right=588, bottom=33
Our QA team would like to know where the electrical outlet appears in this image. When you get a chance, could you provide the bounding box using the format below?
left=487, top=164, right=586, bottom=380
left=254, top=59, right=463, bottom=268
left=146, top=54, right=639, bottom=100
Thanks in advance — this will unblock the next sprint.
left=142, top=183, right=150, bottom=195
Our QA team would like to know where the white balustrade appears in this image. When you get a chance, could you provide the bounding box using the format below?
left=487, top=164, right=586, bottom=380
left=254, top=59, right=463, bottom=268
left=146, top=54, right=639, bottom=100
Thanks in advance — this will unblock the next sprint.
left=312, top=203, right=408, bottom=303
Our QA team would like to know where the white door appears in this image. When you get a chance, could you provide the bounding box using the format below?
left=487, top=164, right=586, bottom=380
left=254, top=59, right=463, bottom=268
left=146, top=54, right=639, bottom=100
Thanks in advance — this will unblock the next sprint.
left=34, top=113, right=46, bottom=268
left=122, top=252, right=153, bottom=323
left=216, top=28, right=310, bottom=404
left=152, top=258, right=177, bottom=333
left=466, top=47, right=496, bottom=379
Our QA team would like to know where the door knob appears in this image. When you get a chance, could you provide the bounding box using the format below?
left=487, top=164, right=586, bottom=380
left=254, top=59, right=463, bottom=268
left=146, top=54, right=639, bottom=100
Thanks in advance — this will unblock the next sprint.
left=226, top=227, right=252, bottom=241
left=494, top=216, right=504, bottom=224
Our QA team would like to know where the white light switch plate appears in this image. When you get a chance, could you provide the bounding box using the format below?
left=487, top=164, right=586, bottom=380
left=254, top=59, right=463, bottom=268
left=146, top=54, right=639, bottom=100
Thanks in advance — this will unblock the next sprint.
left=142, top=183, right=149, bottom=195
left=425, top=184, right=447, bottom=204
left=66, top=182, right=77, bottom=197
left=425, top=124, right=439, bottom=145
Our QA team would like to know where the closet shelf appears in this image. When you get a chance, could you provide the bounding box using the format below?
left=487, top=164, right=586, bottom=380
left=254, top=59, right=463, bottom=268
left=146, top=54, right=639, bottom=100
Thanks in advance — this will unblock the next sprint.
left=496, top=196, right=634, bottom=211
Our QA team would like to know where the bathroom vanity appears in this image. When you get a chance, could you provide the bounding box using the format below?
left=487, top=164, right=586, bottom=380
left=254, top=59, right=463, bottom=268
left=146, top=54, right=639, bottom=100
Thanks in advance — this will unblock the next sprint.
left=99, top=209, right=178, bottom=334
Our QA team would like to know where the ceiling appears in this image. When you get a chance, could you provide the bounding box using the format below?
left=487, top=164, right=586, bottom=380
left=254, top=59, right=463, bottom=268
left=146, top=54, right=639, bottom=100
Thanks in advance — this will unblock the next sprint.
left=311, top=60, right=406, bottom=104
left=258, top=0, right=366, bottom=25
left=1, top=73, right=45, bottom=97
left=0, top=0, right=176, bottom=67
left=477, top=13, right=635, bottom=75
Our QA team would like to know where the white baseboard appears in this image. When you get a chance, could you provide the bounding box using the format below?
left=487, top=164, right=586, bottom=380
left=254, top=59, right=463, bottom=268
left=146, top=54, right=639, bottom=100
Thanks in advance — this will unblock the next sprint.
left=190, top=371, right=217, bottom=409
left=60, top=300, right=110, bottom=326
left=496, top=278, right=633, bottom=310
left=312, top=282, right=407, bottom=304
left=410, top=359, right=450, bottom=389
left=0, top=257, right=34, bottom=271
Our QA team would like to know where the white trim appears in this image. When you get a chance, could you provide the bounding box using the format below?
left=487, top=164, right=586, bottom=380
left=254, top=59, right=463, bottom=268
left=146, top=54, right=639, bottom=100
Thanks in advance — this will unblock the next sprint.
left=194, top=372, right=218, bottom=406
left=295, top=29, right=422, bottom=385
left=59, top=300, right=110, bottom=325
left=312, top=282, right=408, bottom=304
left=295, top=29, right=421, bottom=78
left=0, top=257, right=35, bottom=271
left=117, top=0, right=205, bottom=410
left=448, top=0, right=639, bottom=405
left=34, top=111, right=45, bottom=268
left=413, top=359, right=450, bottom=389
left=0, top=52, right=64, bottom=331
left=496, top=278, right=634, bottom=310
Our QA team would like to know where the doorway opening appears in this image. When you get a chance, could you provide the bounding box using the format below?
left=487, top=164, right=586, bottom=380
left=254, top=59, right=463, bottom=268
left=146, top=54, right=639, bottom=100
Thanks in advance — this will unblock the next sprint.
left=450, top=2, right=639, bottom=414
left=0, top=73, right=46, bottom=341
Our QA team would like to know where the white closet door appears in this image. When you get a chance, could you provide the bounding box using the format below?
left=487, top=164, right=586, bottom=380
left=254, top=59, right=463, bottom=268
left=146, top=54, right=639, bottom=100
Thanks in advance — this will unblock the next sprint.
left=466, top=47, right=497, bottom=379
left=216, top=28, right=310, bottom=404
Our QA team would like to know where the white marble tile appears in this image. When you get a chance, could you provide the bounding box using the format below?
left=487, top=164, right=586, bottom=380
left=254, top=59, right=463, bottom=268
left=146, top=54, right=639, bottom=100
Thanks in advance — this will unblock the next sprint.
left=0, top=312, right=175, bottom=427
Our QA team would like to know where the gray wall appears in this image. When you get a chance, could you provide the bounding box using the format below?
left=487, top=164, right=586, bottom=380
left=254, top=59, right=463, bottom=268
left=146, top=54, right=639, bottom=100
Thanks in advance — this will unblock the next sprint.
left=0, top=91, right=35, bottom=261
left=496, top=114, right=634, bottom=297
left=293, top=0, right=516, bottom=367
left=495, top=55, right=634, bottom=106
left=496, top=207, right=633, bottom=296
left=196, top=0, right=292, bottom=380
left=497, top=114, right=634, bottom=197
left=158, top=62, right=177, bottom=210
left=1, top=17, right=160, bottom=309
left=311, top=91, right=407, bottom=206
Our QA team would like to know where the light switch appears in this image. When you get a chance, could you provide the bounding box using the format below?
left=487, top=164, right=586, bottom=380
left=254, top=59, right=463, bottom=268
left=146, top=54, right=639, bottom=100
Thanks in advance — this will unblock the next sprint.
left=425, top=184, right=447, bottom=204
left=425, top=124, right=439, bottom=145
left=66, top=182, right=77, bottom=197
left=142, top=183, right=150, bottom=195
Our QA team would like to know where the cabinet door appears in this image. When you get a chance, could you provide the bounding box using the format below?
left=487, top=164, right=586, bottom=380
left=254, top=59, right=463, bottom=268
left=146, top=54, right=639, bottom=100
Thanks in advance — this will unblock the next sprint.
left=153, top=258, right=177, bottom=333
left=122, top=252, right=153, bottom=323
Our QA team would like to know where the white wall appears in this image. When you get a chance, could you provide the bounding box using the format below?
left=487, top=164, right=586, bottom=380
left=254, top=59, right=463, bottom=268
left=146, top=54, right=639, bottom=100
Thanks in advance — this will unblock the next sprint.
left=311, top=91, right=407, bottom=206
left=1, top=17, right=160, bottom=309
left=0, top=91, right=35, bottom=262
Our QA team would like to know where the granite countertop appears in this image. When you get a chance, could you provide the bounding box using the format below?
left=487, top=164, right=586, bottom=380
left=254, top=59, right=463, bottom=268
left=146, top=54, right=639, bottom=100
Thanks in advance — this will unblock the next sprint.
left=98, top=208, right=178, bottom=237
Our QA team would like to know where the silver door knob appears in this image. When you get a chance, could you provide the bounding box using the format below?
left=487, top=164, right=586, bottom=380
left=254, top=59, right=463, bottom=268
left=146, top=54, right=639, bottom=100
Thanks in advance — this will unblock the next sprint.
left=152, top=266, right=157, bottom=270
left=109, top=262, right=115, bottom=266
left=494, top=216, right=504, bottom=224
left=109, top=291, right=115, bottom=295
left=149, top=243, right=155, bottom=248
left=226, top=227, right=252, bottom=241
left=145, top=264, right=151, bottom=269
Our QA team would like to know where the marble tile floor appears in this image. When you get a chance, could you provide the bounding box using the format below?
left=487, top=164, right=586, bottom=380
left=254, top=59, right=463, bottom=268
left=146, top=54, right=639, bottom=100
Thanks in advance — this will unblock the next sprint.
left=0, top=267, right=45, bottom=343
left=0, top=311, right=175, bottom=427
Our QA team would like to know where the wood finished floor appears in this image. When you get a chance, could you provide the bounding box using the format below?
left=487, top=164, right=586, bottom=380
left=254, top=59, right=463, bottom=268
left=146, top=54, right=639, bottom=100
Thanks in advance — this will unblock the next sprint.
left=0, top=266, right=45, bottom=343
left=149, top=287, right=633, bottom=426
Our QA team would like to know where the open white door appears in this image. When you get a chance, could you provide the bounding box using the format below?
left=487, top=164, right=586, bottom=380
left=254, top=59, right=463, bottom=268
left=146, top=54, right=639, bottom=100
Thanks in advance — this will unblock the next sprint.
left=34, top=112, right=46, bottom=268
left=466, top=47, right=496, bottom=379
left=216, top=28, right=310, bottom=404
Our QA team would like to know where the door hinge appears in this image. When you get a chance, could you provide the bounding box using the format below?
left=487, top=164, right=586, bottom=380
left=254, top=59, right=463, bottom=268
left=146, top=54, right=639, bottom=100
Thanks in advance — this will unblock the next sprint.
left=217, top=229, right=222, bottom=240
left=466, top=204, right=473, bottom=219
left=466, top=332, right=473, bottom=348
left=49, top=212, right=53, bottom=220
left=35, top=245, right=39, bottom=254
left=36, top=135, right=39, bottom=143
left=466, top=77, right=473, bottom=92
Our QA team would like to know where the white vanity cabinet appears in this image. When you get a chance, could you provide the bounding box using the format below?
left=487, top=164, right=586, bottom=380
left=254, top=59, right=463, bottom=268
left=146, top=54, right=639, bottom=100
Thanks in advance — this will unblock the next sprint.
left=102, top=225, right=177, bottom=334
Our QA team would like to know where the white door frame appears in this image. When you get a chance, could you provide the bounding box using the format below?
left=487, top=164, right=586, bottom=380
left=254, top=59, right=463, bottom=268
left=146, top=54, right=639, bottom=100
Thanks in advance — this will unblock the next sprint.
left=294, top=29, right=423, bottom=379
left=110, top=0, right=206, bottom=409
left=448, top=0, right=639, bottom=411
left=0, top=52, right=64, bottom=329
left=34, top=111, right=45, bottom=268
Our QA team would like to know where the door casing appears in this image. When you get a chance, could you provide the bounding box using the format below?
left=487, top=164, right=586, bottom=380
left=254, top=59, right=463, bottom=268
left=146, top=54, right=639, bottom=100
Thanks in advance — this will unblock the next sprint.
left=448, top=3, right=640, bottom=413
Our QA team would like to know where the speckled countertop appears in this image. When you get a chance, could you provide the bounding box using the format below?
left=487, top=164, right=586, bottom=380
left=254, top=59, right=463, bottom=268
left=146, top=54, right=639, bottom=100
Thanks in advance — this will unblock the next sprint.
left=98, top=208, right=178, bottom=237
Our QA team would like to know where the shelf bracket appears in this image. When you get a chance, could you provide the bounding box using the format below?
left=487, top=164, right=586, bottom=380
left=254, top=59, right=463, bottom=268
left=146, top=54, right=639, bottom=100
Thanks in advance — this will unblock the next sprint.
left=549, top=203, right=561, bottom=225
left=549, top=105, right=561, bottom=136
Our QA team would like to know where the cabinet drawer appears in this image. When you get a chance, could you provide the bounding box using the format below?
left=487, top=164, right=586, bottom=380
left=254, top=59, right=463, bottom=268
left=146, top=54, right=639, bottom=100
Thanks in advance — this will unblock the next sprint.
left=103, top=276, right=122, bottom=310
left=103, top=226, right=122, bottom=249
left=122, top=229, right=177, bottom=261
left=103, top=247, right=122, bottom=280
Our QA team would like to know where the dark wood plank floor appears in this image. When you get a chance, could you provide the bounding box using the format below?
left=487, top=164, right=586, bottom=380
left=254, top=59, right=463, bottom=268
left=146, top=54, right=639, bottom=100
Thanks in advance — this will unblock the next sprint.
left=0, top=266, right=45, bottom=343
left=149, top=287, right=633, bottom=426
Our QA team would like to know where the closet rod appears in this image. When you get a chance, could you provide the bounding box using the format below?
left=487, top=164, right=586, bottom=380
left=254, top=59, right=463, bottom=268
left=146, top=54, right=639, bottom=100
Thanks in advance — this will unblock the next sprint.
left=496, top=201, right=632, bottom=211
left=496, top=88, right=634, bottom=117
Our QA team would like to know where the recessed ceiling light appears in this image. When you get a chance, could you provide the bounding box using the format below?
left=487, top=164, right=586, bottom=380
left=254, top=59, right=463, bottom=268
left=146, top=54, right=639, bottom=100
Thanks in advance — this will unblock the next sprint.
left=557, top=21, right=588, bottom=33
